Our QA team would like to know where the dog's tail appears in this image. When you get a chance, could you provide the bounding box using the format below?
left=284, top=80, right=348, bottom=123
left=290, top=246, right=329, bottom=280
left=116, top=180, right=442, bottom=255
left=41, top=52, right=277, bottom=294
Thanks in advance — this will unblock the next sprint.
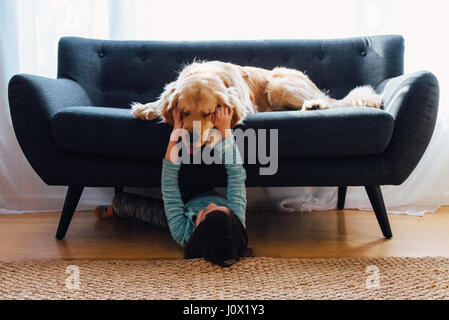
left=334, top=86, right=382, bottom=109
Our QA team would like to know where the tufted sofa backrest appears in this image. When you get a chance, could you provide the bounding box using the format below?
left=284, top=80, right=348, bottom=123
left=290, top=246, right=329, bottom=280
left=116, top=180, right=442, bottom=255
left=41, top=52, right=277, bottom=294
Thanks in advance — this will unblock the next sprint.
left=58, top=35, right=404, bottom=108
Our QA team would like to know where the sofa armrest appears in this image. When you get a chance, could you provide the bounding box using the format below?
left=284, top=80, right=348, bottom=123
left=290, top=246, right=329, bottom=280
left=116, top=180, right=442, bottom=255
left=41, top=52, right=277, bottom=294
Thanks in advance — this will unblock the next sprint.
left=376, top=71, right=439, bottom=184
left=8, top=74, right=92, bottom=184
left=9, top=74, right=92, bottom=115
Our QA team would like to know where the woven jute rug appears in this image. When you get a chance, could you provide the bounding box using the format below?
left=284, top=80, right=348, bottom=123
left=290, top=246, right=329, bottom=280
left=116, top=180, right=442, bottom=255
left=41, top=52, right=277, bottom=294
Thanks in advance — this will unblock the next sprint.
left=1, top=257, right=448, bottom=300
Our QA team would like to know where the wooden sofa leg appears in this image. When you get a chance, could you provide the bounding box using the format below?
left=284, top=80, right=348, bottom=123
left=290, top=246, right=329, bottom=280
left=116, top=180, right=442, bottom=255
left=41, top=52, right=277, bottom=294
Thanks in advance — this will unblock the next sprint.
left=55, top=186, right=84, bottom=240
left=365, top=185, right=392, bottom=239
left=337, top=186, right=347, bottom=210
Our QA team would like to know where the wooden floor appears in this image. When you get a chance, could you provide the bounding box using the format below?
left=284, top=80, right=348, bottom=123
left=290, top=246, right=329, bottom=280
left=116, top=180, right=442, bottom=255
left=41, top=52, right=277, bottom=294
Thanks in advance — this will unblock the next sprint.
left=1, top=207, right=449, bottom=261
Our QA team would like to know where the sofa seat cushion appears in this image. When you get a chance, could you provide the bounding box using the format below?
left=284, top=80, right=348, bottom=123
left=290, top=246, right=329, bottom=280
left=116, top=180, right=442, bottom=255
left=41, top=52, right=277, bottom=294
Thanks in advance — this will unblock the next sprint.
left=51, top=106, right=394, bottom=160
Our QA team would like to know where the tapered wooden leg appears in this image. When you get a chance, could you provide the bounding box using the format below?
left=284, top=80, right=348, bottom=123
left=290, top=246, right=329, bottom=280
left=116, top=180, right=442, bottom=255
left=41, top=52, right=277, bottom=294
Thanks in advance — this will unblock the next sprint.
left=337, top=186, right=347, bottom=210
left=55, top=186, right=84, bottom=240
left=365, top=185, right=392, bottom=239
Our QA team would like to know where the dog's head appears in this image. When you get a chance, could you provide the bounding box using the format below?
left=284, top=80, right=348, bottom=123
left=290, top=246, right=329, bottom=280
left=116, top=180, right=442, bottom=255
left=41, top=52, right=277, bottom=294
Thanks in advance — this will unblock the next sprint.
left=161, top=69, right=242, bottom=147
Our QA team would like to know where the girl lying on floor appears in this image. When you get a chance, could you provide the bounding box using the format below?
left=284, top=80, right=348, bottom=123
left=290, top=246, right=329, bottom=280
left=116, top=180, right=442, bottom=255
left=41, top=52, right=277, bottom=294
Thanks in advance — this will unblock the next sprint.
left=94, top=106, right=248, bottom=267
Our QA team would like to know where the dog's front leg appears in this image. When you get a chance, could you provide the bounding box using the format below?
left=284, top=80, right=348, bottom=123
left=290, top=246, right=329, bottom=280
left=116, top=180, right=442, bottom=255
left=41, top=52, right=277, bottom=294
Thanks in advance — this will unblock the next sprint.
left=131, top=102, right=160, bottom=120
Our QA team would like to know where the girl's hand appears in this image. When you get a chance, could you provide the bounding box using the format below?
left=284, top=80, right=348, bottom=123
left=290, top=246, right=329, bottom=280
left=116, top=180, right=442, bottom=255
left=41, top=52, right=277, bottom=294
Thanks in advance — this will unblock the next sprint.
left=172, top=107, right=183, bottom=130
left=166, top=107, right=184, bottom=162
left=213, top=105, right=233, bottom=139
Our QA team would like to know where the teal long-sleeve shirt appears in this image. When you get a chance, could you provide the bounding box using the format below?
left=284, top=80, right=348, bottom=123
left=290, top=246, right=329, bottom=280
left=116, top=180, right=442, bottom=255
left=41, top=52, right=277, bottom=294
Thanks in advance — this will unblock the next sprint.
left=161, top=136, right=247, bottom=247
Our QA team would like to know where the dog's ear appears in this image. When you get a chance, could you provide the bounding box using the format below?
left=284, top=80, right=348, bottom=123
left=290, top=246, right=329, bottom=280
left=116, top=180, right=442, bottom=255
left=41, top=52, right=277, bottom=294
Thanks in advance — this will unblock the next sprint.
left=218, top=99, right=242, bottom=128
left=217, top=88, right=245, bottom=128
left=230, top=108, right=242, bottom=128
left=161, top=92, right=178, bottom=127
left=159, top=81, right=179, bottom=126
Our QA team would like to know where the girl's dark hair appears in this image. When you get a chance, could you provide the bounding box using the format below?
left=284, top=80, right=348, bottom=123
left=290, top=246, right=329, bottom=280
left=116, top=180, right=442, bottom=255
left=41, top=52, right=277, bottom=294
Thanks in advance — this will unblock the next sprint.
left=185, top=210, right=248, bottom=267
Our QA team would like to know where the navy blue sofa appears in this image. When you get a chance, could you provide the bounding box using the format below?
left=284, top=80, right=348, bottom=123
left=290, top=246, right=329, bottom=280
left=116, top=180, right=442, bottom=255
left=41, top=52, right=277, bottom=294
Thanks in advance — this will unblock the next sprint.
left=8, top=35, right=439, bottom=240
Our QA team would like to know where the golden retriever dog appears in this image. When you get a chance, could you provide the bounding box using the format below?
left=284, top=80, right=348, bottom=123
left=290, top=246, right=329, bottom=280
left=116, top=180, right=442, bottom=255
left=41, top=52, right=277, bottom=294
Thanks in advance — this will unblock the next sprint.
left=131, top=60, right=381, bottom=146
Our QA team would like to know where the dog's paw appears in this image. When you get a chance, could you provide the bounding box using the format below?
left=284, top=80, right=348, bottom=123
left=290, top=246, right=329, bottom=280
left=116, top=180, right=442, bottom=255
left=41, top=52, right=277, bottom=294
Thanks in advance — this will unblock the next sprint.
left=131, top=102, right=159, bottom=120
left=354, top=97, right=382, bottom=109
left=302, top=99, right=331, bottom=111
left=345, top=86, right=382, bottom=109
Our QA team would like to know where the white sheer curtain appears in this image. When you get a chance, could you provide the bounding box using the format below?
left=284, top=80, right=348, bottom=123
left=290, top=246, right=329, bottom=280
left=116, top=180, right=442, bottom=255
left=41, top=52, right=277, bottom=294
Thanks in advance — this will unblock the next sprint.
left=0, top=0, right=448, bottom=214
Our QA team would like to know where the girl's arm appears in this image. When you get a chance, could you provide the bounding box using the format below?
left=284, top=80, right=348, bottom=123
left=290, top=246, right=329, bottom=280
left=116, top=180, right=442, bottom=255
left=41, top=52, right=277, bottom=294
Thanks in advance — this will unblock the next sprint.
left=161, top=108, right=190, bottom=246
left=223, top=138, right=247, bottom=227
left=214, top=106, right=247, bottom=226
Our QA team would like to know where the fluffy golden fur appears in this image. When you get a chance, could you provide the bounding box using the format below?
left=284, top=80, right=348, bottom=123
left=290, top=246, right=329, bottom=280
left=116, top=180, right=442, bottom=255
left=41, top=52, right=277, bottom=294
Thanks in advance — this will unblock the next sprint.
left=132, top=61, right=381, bottom=144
